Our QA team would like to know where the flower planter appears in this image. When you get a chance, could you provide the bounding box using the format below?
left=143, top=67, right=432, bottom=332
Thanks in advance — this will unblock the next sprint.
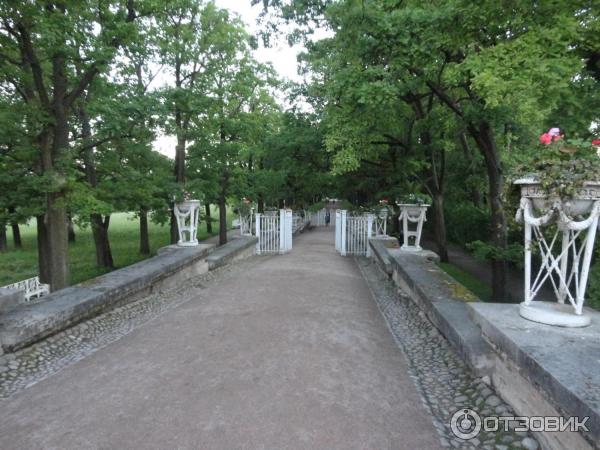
left=397, top=203, right=429, bottom=251
left=515, top=178, right=600, bottom=327
left=375, top=207, right=389, bottom=236
left=174, top=200, right=201, bottom=247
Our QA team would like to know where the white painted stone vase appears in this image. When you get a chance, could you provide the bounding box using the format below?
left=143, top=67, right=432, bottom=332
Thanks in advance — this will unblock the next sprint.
left=397, top=203, right=429, bottom=250
left=515, top=177, right=600, bottom=327
left=174, top=200, right=201, bottom=247
left=375, top=207, right=389, bottom=236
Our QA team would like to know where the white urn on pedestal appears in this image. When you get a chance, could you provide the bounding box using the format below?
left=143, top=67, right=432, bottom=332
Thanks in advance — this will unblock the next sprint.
left=397, top=203, right=429, bottom=251
left=515, top=177, right=600, bottom=327
left=375, top=207, right=389, bottom=236
left=174, top=200, right=201, bottom=247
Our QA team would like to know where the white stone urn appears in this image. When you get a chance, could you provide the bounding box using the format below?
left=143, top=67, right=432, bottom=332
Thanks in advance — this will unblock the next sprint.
left=397, top=203, right=430, bottom=250
left=174, top=200, right=201, bottom=247
left=515, top=177, right=600, bottom=327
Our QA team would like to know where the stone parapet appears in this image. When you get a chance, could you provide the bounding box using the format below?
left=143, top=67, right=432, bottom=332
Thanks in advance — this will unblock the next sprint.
left=369, top=241, right=598, bottom=449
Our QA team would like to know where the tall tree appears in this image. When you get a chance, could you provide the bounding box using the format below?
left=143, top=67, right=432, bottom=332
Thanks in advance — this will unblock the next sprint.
left=0, top=1, right=145, bottom=289
left=187, top=8, right=279, bottom=245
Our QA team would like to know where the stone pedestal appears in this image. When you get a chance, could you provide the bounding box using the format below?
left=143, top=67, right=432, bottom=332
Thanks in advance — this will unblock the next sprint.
left=397, top=203, right=429, bottom=250
left=174, top=200, right=201, bottom=247
left=515, top=178, right=600, bottom=327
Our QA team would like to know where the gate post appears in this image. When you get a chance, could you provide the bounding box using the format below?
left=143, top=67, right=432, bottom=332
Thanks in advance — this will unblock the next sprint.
left=340, top=210, right=347, bottom=256
left=279, top=209, right=293, bottom=254
left=255, top=213, right=262, bottom=255
left=335, top=210, right=341, bottom=251
left=366, top=214, right=374, bottom=257
left=286, top=209, right=293, bottom=251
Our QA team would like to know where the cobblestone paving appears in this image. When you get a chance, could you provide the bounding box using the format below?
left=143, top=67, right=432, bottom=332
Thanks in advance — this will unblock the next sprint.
left=357, top=257, right=540, bottom=450
left=0, top=258, right=256, bottom=400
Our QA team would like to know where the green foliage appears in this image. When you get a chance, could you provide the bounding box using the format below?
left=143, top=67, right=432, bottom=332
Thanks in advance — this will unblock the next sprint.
left=468, top=241, right=524, bottom=266
left=513, top=139, right=600, bottom=199
left=397, top=193, right=431, bottom=205
left=444, top=203, right=490, bottom=245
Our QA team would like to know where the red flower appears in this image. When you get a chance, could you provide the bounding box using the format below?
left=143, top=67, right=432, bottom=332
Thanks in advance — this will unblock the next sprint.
left=592, top=139, right=600, bottom=146
left=539, top=133, right=552, bottom=145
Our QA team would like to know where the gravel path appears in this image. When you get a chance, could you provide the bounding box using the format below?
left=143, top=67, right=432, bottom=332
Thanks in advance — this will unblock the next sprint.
left=0, top=229, right=441, bottom=450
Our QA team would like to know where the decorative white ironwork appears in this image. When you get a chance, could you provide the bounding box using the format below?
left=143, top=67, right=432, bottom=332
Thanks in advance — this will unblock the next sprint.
left=240, top=207, right=254, bottom=236
left=2, top=276, right=50, bottom=302
left=255, top=209, right=293, bottom=255
left=174, top=200, right=201, bottom=247
left=398, top=204, right=429, bottom=250
left=516, top=196, right=600, bottom=326
left=335, top=210, right=373, bottom=256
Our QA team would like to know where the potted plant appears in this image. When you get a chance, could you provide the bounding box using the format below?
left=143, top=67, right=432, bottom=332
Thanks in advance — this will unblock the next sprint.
left=395, top=194, right=431, bottom=250
left=514, top=128, right=600, bottom=326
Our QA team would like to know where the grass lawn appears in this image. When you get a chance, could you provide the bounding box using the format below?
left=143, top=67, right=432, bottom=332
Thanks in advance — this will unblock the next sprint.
left=438, top=261, right=492, bottom=302
left=0, top=207, right=233, bottom=287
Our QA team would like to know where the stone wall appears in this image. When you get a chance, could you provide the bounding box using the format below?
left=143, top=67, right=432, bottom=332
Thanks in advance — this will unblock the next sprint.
left=368, top=237, right=599, bottom=450
left=0, top=236, right=257, bottom=354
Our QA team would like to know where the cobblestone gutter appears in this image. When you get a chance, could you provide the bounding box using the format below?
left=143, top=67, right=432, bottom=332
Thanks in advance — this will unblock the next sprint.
left=357, top=257, right=540, bottom=450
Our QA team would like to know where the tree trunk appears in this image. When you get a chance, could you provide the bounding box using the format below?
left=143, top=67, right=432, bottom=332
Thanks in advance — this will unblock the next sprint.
left=46, top=198, right=69, bottom=289
left=10, top=222, right=21, bottom=249
left=8, top=207, right=22, bottom=248
left=170, top=210, right=178, bottom=244
left=459, top=132, right=482, bottom=206
left=432, top=192, right=449, bottom=262
left=170, top=134, right=186, bottom=246
left=0, top=224, right=7, bottom=252
left=36, top=215, right=51, bottom=283
left=67, top=213, right=76, bottom=243
left=258, top=194, right=265, bottom=214
left=91, top=213, right=114, bottom=268
left=139, top=208, right=150, bottom=255
left=471, top=122, right=508, bottom=302
left=218, top=194, right=227, bottom=246
left=205, top=203, right=212, bottom=234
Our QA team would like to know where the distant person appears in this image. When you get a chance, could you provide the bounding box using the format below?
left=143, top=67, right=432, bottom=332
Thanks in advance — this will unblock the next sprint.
left=325, top=210, right=331, bottom=227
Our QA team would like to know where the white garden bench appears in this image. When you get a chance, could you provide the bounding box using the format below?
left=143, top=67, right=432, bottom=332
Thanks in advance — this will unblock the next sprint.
left=2, top=276, right=50, bottom=302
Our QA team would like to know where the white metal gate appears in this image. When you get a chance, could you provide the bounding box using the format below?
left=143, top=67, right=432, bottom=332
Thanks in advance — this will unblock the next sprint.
left=310, top=209, right=327, bottom=226
left=335, top=210, right=373, bottom=256
left=255, top=209, right=293, bottom=255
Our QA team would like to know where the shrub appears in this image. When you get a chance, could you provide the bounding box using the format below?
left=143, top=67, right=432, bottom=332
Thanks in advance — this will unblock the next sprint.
left=444, top=202, right=489, bottom=246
